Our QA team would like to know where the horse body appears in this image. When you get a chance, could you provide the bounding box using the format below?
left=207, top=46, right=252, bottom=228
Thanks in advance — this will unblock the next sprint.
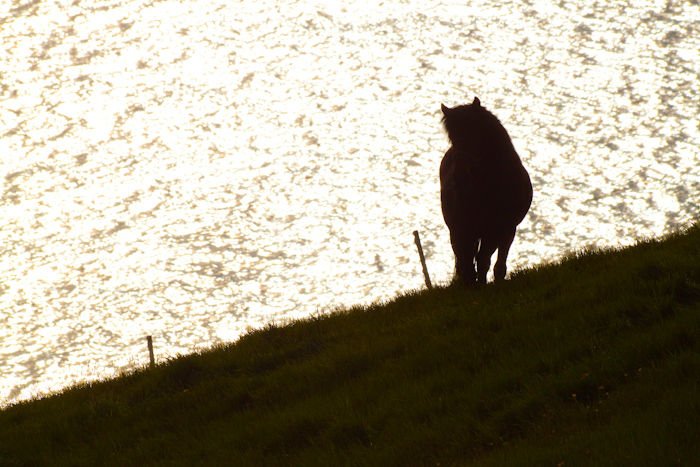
left=440, top=97, right=533, bottom=284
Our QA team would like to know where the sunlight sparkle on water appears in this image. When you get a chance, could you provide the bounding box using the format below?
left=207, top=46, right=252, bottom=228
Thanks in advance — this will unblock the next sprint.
left=1, top=0, right=699, bottom=405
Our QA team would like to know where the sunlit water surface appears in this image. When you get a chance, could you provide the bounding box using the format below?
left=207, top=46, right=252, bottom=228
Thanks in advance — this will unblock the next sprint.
left=1, top=0, right=699, bottom=405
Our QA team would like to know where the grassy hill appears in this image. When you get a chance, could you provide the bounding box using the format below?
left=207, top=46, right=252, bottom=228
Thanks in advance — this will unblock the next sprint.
left=2, top=225, right=700, bottom=466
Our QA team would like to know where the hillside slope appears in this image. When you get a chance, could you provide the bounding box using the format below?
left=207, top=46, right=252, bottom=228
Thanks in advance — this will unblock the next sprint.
left=2, top=225, right=700, bottom=466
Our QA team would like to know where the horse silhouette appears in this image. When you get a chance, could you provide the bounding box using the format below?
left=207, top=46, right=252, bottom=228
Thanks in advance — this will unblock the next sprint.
left=440, top=97, right=532, bottom=285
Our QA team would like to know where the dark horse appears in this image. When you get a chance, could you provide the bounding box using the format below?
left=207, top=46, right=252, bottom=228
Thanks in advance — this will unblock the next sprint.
left=440, top=97, right=533, bottom=285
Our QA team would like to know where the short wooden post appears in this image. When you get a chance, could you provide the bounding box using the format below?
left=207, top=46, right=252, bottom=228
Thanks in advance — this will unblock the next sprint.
left=146, top=335, right=155, bottom=369
left=413, top=230, right=432, bottom=289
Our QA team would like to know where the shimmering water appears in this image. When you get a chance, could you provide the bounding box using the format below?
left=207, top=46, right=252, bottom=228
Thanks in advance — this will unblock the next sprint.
left=1, top=0, right=699, bottom=405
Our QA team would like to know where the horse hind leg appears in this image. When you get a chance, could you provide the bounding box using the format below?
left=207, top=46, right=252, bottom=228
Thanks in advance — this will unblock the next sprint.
left=476, top=237, right=498, bottom=284
left=493, top=227, right=517, bottom=282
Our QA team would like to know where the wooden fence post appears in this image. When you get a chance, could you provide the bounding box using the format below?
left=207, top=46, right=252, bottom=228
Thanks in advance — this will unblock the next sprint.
left=413, top=230, right=432, bottom=289
left=146, top=335, right=155, bottom=369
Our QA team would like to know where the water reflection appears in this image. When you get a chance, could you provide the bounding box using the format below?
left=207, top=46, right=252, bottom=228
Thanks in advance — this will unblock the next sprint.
left=1, top=0, right=699, bottom=405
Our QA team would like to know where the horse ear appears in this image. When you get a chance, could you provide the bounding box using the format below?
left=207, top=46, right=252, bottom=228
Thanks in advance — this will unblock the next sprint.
left=441, top=103, right=450, bottom=115
left=472, top=97, right=481, bottom=107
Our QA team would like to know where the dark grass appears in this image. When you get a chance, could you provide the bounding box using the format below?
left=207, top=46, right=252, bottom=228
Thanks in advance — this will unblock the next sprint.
left=3, top=224, right=700, bottom=466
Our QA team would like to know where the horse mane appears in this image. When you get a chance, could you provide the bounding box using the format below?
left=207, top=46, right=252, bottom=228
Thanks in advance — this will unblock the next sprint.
left=441, top=99, right=518, bottom=162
